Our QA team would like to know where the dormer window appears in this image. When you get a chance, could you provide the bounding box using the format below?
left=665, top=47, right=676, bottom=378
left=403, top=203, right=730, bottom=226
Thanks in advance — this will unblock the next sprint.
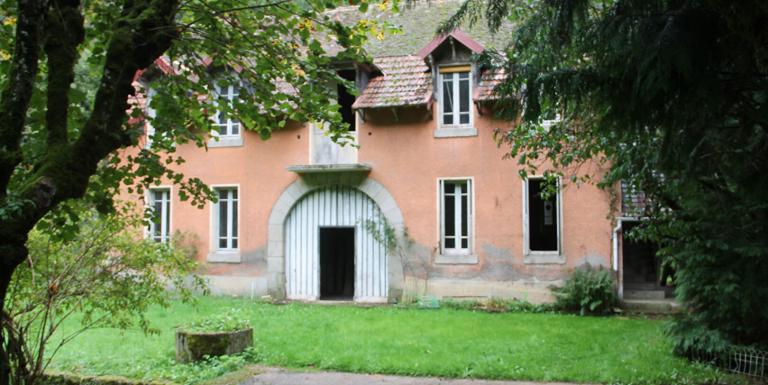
left=439, top=65, right=472, bottom=128
left=209, top=82, right=244, bottom=147
left=213, top=83, right=241, bottom=137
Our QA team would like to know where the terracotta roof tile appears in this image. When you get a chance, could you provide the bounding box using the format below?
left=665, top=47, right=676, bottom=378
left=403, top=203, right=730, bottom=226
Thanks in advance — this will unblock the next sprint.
left=474, top=68, right=506, bottom=101
left=352, top=56, right=433, bottom=109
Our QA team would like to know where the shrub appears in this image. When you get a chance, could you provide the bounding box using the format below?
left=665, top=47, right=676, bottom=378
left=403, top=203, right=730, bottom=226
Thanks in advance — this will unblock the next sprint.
left=553, top=267, right=617, bottom=315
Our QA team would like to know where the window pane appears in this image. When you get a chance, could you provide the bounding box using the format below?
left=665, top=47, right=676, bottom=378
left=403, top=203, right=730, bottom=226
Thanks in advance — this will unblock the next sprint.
left=445, top=194, right=455, bottom=238
left=444, top=182, right=455, bottom=194
left=459, top=78, right=469, bottom=114
left=460, top=113, right=470, bottom=125
left=230, top=122, right=240, bottom=135
left=232, top=197, right=238, bottom=240
left=461, top=193, right=468, bottom=238
left=458, top=72, right=469, bottom=79
left=442, top=76, right=453, bottom=125
left=219, top=190, right=227, bottom=200
left=232, top=189, right=238, bottom=200
left=461, top=238, right=468, bottom=248
left=219, top=200, right=228, bottom=239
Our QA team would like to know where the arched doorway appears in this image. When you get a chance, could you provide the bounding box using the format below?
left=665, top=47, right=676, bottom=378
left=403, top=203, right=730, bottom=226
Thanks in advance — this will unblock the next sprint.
left=284, top=185, right=389, bottom=302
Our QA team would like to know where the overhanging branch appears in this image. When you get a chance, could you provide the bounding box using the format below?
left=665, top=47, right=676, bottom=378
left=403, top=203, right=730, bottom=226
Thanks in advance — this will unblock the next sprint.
left=44, top=0, right=85, bottom=147
left=0, top=0, right=48, bottom=195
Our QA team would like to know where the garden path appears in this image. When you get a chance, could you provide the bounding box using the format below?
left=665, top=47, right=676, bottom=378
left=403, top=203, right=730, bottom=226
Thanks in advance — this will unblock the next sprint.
left=240, top=367, right=587, bottom=385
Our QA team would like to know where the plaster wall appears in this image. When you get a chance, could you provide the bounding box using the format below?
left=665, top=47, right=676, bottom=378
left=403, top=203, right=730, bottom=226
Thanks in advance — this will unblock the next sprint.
left=125, top=104, right=613, bottom=302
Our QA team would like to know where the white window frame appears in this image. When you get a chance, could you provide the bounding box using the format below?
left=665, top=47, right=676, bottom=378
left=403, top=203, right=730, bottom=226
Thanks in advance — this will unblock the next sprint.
left=145, top=186, right=172, bottom=243
left=208, top=82, right=244, bottom=148
left=436, top=177, right=477, bottom=264
left=522, top=176, right=565, bottom=264
left=208, top=184, right=241, bottom=263
left=436, top=66, right=476, bottom=138
left=144, top=87, right=157, bottom=149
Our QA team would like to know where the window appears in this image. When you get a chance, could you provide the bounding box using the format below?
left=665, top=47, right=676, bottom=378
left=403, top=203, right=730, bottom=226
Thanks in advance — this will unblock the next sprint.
left=525, top=178, right=560, bottom=253
left=337, top=69, right=357, bottom=132
left=213, top=187, right=239, bottom=250
left=145, top=87, right=157, bottom=148
left=440, top=179, right=473, bottom=255
left=440, top=66, right=472, bottom=128
left=213, top=83, right=241, bottom=137
left=147, top=188, right=171, bottom=243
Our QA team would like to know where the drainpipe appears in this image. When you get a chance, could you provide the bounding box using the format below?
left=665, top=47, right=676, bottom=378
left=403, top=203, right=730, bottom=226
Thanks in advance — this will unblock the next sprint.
left=612, top=219, right=623, bottom=299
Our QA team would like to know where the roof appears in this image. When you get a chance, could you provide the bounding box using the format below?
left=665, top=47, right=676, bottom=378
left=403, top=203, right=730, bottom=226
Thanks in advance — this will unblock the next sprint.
left=474, top=68, right=506, bottom=101
left=416, top=30, right=485, bottom=59
left=328, top=0, right=513, bottom=57
left=352, top=56, right=432, bottom=109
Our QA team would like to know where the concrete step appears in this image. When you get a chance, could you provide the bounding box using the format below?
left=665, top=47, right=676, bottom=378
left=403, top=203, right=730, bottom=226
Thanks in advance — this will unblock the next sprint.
left=624, top=289, right=666, bottom=300
left=621, top=299, right=681, bottom=314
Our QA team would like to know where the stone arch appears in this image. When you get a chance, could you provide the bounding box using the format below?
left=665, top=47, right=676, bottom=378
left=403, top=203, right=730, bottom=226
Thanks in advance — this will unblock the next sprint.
left=266, top=175, right=405, bottom=301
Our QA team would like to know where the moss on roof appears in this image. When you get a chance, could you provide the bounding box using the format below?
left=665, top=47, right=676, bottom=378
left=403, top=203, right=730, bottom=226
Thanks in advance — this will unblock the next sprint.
left=329, top=0, right=514, bottom=57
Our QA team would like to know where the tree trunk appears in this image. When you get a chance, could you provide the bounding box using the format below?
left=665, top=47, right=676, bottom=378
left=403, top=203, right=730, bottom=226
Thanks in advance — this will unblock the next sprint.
left=0, top=245, right=25, bottom=385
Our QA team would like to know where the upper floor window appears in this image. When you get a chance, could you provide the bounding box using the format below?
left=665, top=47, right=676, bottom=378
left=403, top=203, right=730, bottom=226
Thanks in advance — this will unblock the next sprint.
left=439, top=66, right=472, bottom=128
left=439, top=178, right=473, bottom=255
left=147, top=187, right=171, bottom=243
left=213, top=83, right=241, bottom=137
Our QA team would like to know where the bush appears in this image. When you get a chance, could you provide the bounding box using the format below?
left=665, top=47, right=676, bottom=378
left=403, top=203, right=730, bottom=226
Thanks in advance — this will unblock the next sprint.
left=553, top=267, right=617, bottom=315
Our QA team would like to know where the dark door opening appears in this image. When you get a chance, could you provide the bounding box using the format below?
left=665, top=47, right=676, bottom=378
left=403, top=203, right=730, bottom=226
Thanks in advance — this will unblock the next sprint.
left=622, top=221, right=661, bottom=285
left=320, top=227, right=355, bottom=299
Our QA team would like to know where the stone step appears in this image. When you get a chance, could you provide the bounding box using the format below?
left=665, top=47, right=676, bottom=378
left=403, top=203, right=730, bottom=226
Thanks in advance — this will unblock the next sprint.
left=624, top=289, right=666, bottom=300
left=621, top=299, right=681, bottom=314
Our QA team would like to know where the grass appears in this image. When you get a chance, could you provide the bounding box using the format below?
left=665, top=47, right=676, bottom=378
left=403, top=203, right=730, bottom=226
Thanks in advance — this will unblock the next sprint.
left=47, top=296, right=732, bottom=385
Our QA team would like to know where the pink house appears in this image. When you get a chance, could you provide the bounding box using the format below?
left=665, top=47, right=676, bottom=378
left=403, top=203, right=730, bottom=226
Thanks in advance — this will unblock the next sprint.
left=132, top=3, right=660, bottom=305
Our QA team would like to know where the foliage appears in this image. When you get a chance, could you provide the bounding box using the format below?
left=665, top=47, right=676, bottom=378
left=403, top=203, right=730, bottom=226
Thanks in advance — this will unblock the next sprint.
left=436, top=298, right=554, bottom=314
left=47, top=297, right=738, bottom=385
left=442, top=0, right=768, bottom=351
left=552, top=268, right=616, bottom=316
left=178, top=310, right=250, bottom=334
left=2, top=203, right=204, bottom=384
left=0, top=0, right=396, bottom=383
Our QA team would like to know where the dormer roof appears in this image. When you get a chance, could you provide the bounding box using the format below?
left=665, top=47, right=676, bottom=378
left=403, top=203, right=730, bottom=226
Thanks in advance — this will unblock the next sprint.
left=416, top=30, right=485, bottom=59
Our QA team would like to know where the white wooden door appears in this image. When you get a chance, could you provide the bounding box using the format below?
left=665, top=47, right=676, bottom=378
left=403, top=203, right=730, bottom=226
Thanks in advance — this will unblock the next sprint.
left=285, top=186, right=388, bottom=302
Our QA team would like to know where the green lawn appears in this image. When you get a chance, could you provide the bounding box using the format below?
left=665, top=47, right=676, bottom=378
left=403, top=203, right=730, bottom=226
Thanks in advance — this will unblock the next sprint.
left=48, top=296, right=729, bottom=385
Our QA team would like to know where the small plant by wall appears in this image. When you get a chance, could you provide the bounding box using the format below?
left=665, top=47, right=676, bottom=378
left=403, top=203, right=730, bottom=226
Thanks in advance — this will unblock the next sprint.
left=552, top=267, right=617, bottom=315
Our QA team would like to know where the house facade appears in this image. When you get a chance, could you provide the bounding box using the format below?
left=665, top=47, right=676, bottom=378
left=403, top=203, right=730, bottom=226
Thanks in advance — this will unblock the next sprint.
left=131, top=2, right=630, bottom=304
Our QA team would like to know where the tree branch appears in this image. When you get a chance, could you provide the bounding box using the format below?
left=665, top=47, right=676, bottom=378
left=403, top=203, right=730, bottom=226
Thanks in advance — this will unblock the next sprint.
left=44, top=0, right=85, bottom=147
left=0, top=0, right=48, bottom=195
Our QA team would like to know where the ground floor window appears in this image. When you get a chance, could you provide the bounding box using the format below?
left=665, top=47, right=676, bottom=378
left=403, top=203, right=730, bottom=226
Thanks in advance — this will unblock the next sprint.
left=147, top=188, right=170, bottom=243
left=439, top=178, right=473, bottom=255
left=214, top=187, right=239, bottom=250
left=525, top=178, right=560, bottom=253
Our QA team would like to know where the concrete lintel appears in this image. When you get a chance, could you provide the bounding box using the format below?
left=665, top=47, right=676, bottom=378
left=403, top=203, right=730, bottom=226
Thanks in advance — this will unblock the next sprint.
left=286, top=163, right=372, bottom=174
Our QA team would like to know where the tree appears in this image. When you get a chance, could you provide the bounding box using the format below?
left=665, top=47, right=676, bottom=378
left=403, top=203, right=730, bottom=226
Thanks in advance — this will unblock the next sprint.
left=442, top=0, right=768, bottom=352
left=3, top=202, right=203, bottom=384
left=0, top=0, right=393, bottom=383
